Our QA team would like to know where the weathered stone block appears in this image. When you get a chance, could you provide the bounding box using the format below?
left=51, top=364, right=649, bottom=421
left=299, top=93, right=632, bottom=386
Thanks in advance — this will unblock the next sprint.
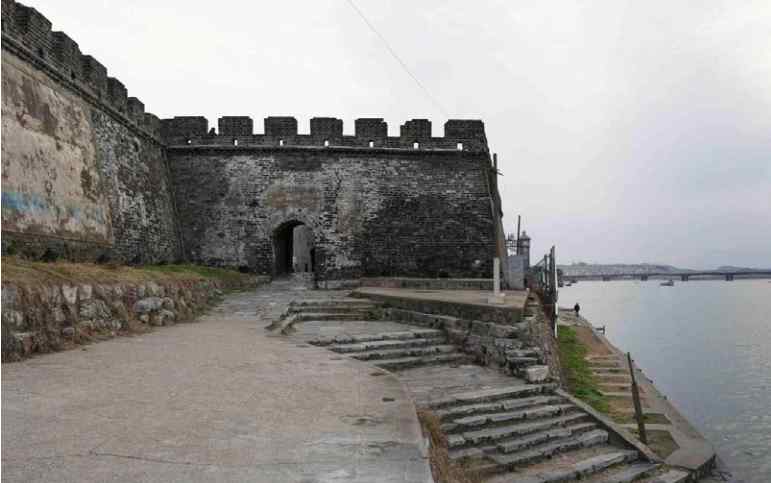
left=78, top=284, right=92, bottom=301
left=61, top=285, right=77, bottom=305
left=524, top=365, right=550, bottom=383
left=488, top=323, right=519, bottom=338
left=2, top=309, right=24, bottom=328
left=161, top=297, right=175, bottom=310
left=133, top=297, right=163, bottom=314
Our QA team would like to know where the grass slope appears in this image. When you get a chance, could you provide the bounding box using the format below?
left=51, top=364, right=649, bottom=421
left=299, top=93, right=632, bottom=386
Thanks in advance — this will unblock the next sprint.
left=1, top=257, right=252, bottom=287
left=558, top=325, right=609, bottom=413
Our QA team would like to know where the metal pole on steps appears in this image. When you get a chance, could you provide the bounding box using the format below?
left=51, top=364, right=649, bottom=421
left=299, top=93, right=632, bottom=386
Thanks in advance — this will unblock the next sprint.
left=627, top=352, right=648, bottom=444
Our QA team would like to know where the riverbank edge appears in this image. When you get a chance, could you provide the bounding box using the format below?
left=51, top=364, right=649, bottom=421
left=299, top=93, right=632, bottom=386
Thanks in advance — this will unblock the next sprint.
left=557, top=307, right=719, bottom=480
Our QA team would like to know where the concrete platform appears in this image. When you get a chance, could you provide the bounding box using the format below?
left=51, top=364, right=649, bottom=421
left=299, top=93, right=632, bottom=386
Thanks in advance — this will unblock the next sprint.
left=356, top=287, right=527, bottom=311
left=1, top=288, right=431, bottom=483
left=354, top=287, right=528, bottom=324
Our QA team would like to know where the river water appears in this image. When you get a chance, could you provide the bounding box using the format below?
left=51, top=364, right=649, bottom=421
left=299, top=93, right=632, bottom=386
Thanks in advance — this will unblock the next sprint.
left=560, top=279, right=771, bottom=482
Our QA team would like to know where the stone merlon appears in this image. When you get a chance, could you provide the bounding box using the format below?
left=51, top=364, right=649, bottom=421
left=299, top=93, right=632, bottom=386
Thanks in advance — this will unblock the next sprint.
left=160, top=116, right=488, bottom=152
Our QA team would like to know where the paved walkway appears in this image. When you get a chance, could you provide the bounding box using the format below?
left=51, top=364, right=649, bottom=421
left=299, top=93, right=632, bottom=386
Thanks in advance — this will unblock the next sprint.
left=1, top=285, right=431, bottom=483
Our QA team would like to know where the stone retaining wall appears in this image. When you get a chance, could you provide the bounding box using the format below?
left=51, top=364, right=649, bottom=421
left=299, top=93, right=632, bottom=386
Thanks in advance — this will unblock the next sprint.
left=353, top=290, right=523, bottom=325
left=383, top=307, right=549, bottom=383
left=1, top=276, right=268, bottom=362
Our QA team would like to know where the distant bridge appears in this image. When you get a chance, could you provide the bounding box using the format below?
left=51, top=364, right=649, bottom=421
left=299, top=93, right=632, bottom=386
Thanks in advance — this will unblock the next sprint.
left=565, top=270, right=771, bottom=282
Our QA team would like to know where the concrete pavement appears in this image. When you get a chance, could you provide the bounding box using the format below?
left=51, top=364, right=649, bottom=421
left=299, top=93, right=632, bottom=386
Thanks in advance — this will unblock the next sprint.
left=1, top=286, right=431, bottom=482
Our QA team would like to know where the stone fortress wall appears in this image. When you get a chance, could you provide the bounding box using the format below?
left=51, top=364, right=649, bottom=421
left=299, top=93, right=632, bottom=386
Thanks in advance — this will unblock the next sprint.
left=1, top=0, right=180, bottom=264
left=1, top=0, right=505, bottom=280
left=164, top=116, right=502, bottom=279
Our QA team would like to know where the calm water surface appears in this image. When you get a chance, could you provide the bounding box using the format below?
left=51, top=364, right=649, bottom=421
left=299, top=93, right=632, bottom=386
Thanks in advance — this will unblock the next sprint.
left=561, top=280, right=771, bottom=483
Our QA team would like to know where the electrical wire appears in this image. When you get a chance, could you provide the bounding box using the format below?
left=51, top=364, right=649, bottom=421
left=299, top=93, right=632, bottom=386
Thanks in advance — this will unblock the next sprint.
left=345, top=0, right=450, bottom=117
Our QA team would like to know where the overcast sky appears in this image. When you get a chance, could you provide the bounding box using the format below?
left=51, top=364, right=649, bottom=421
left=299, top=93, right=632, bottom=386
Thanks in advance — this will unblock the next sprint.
left=32, top=1, right=771, bottom=269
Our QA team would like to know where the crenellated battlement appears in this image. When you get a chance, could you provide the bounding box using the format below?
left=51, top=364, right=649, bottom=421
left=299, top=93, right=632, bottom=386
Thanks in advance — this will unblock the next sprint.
left=161, top=116, right=488, bottom=152
left=0, top=0, right=488, bottom=152
left=1, top=0, right=161, bottom=141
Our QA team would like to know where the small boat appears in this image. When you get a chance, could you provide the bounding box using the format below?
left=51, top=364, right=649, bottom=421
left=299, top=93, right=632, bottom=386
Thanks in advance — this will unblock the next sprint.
left=660, top=279, right=675, bottom=286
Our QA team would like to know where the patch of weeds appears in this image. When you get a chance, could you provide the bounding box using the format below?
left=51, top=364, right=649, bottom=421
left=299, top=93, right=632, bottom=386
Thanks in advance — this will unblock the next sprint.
left=417, top=409, right=483, bottom=483
left=558, top=326, right=609, bottom=413
left=143, top=264, right=247, bottom=285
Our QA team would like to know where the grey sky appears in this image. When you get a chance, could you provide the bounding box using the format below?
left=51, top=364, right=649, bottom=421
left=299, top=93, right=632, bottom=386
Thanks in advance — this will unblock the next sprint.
left=32, top=1, right=771, bottom=269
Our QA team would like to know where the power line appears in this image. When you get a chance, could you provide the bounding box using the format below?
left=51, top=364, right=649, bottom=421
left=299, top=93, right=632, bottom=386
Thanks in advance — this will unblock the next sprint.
left=345, top=0, right=450, bottom=118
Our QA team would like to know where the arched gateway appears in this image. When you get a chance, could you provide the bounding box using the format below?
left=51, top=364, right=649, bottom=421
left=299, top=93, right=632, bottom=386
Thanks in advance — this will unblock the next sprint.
left=273, top=221, right=315, bottom=276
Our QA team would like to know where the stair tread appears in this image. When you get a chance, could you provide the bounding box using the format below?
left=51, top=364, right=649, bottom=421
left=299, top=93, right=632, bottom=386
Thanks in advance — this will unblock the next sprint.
left=448, top=403, right=576, bottom=430
left=311, top=329, right=444, bottom=345
left=428, top=383, right=557, bottom=409
left=435, top=395, right=564, bottom=421
left=509, top=450, right=641, bottom=483
left=588, top=462, right=661, bottom=483
left=352, top=344, right=457, bottom=360
left=490, top=429, right=609, bottom=467
left=296, top=312, right=367, bottom=317
left=327, top=336, right=445, bottom=351
left=496, top=422, right=598, bottom=453
left=457, top=412, right=591, bottom=446
left=374, top=352, right=472, bottom=369
left=595, top=374, right=632, bottom=380
left=640, top=469, right=690, bottom=483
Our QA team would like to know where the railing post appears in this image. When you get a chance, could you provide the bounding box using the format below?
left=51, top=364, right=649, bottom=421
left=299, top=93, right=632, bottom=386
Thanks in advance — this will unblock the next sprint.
left=627, top=352, right=648, bottom=445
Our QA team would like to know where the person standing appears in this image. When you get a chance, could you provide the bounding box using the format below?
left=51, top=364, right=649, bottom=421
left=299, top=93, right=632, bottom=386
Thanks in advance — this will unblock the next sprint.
left=574, top=303, right=581, bottom=318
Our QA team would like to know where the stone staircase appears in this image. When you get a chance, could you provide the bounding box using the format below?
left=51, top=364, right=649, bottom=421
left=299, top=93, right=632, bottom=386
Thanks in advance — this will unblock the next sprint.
left=428, top=384, right=661, bottom=482
left=309, top=327, right=475, bottom=371
left=284, top=295, right=685, bottom=483
left=289, top=299, right=380, bottom=321
left=587, top=355, right=637, bottom=400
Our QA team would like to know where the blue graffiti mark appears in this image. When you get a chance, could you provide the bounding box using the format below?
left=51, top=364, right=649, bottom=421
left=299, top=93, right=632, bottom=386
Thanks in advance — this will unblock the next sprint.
left=2, top=191, right=49, bottom=214
left=2, top=191, right=108, bottom=226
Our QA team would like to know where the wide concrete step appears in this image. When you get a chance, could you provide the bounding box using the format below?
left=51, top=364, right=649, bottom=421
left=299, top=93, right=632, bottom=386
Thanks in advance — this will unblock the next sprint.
left=587, top=355, right=621, bottom=361
left=351, top=344, right=457, bottom=361
left=515, top=449, right=640, bottom=483
left=488, top=429, right=610, bottom=471
left=443, top=404, right=577, bottom=433
left=427, top=384, right=558, bottom=410
left=373, top=352, right=474, bottom=371
left=453, top=412, right=592, bottom=447
left=434, top=395, right=564, bottom=422
left=310, top=329, right=444, bottom=346
left=587, top=462, right=661, bottom=483
left=506, top=348, right=543, bottom=359
left=290, top=300, right=378, bottom=309
left=592, top=367, right=628, bottom=375
left=594, top=373, right=632, bottom=382
left=638, top=469, right=690, bottom=483
left=507, top=356, right=541, bottom=366
left=496, top=421, right=599, bottom=454
left=601, top=391, right=633, bottom=399
left=589, top=361, right=625, bottom=369
left=326, top=336, right=447, bottom=354
left=294, top=312, right=372, bottom=321
left=291, top=306, right=376, bottom=314
left=599, top=382, right=632, bottom=391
